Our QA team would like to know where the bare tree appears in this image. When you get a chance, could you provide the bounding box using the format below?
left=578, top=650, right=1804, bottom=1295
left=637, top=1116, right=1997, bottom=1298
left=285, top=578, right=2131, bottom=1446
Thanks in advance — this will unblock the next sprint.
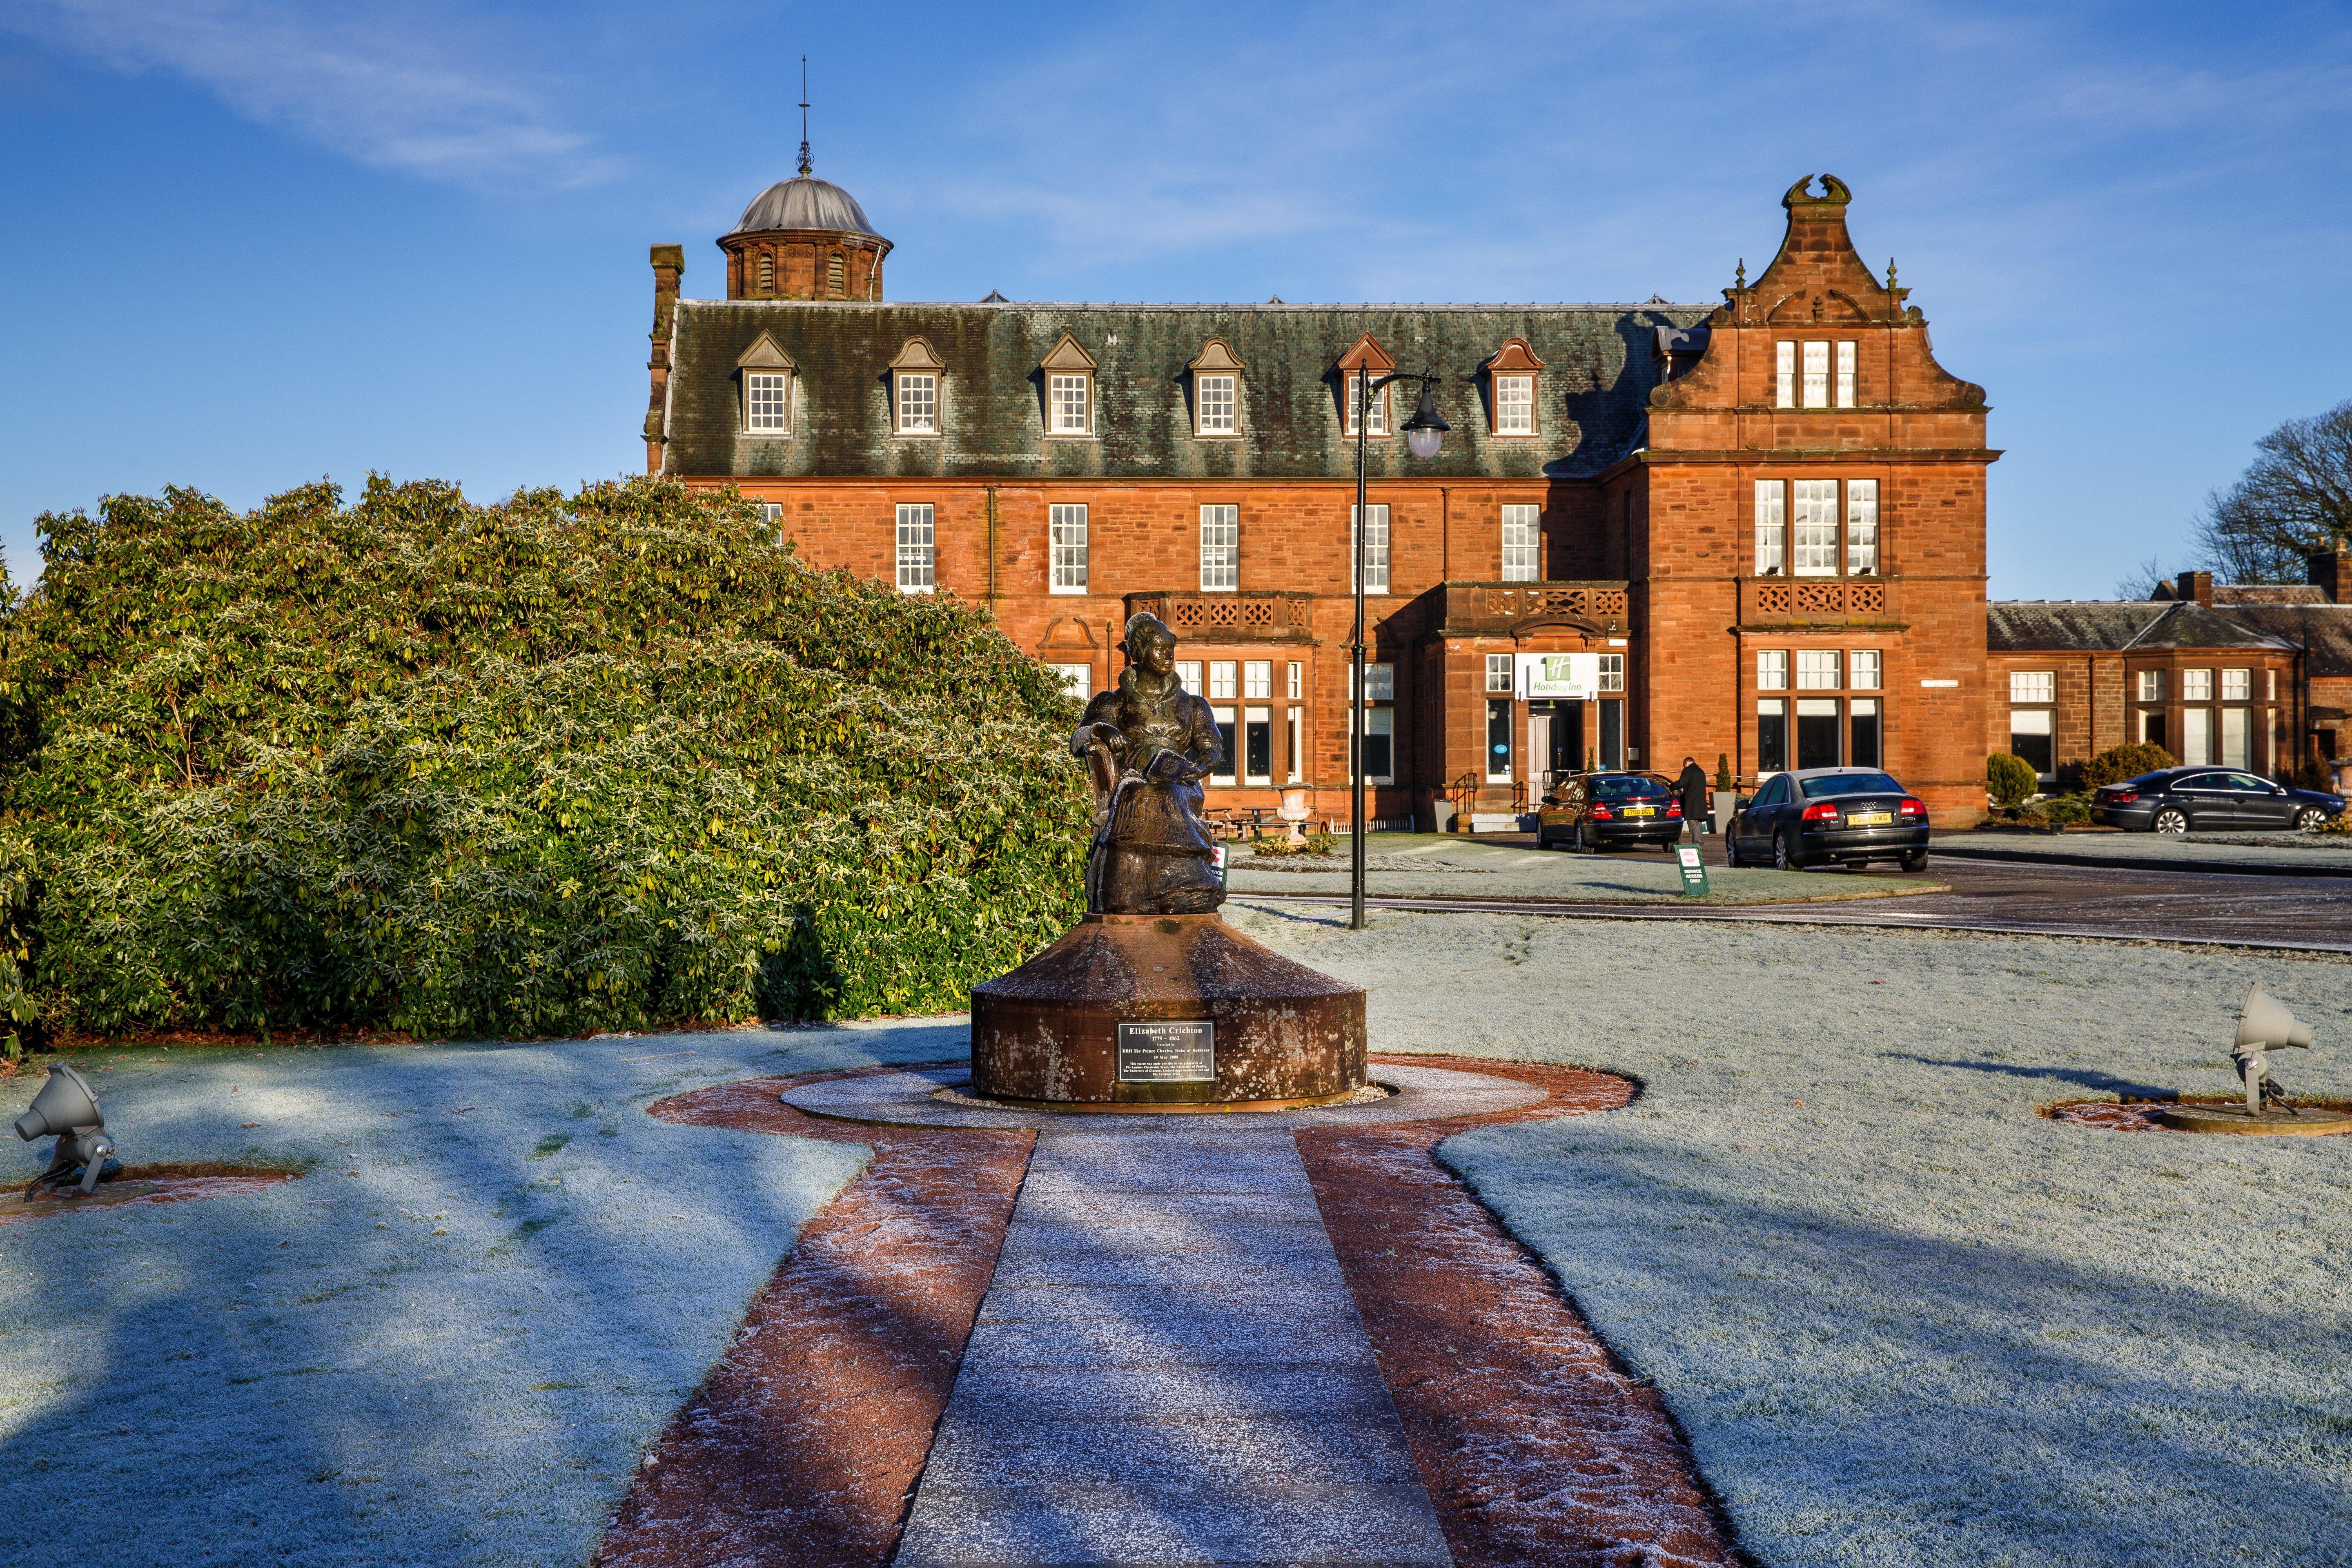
left=2114, top=553, right=2173, bottom=600
left=2190, top=399, right=2352, bottom=582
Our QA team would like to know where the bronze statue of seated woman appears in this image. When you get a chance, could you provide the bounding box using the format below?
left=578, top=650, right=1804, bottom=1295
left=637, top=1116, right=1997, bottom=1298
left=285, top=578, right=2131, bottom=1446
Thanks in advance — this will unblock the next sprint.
left=1070, top=612, right=1227, bottom=915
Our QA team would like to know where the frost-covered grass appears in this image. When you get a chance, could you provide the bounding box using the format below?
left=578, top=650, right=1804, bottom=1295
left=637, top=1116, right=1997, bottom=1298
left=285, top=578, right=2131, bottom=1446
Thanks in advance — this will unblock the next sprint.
left=1225, top=900, right=2352, bottom=1567
left=0, top=1022, right=962, bottom=1568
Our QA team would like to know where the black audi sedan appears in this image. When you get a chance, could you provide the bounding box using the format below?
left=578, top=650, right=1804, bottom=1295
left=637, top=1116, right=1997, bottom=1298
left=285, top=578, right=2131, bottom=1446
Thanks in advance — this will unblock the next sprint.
left=2090, top=768, right=2345, bottom=833
left=1536, top=771, right=1685, bottom=851
left=1726, top=767, right=1931, bottom=871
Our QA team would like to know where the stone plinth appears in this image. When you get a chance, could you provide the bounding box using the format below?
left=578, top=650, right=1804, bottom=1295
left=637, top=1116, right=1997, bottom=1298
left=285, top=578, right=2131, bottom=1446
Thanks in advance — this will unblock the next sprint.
left=971, top=914, right=1365, bottom=1110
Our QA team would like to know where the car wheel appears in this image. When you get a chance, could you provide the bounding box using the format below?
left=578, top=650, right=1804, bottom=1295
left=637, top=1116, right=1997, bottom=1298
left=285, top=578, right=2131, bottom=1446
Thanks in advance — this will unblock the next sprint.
left=2151, top=807, right=2189, bottom=835
left=1573, top=822, right=1587, bottom=853
left=1725, top=834, right=1745, bottom=868
left=2296, top=807, right=2327, bottom=832
left=1900, top=849, right=1928, bottom=872
left=1773, top=831, right=1800, bottom=871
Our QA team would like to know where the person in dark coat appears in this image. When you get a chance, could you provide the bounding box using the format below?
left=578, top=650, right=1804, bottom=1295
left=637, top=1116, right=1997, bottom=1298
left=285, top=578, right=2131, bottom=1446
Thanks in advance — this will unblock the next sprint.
left=1677, top=756, right=1710, bottom=838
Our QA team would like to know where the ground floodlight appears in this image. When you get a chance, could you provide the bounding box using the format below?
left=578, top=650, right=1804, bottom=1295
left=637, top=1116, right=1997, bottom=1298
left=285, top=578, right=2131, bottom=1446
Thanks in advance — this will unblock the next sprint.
left=14, top=1064, right=118, bottom=1196
left=2232, top=983, right=2315, bottom=1116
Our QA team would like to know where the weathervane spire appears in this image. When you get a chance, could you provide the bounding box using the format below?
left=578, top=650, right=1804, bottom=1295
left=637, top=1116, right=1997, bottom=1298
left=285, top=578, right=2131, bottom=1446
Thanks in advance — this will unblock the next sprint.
left=797, top=56, right=811, bottom=176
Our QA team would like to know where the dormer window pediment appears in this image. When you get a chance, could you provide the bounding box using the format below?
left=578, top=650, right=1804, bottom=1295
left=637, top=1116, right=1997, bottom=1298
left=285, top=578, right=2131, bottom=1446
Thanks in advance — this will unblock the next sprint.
left=890, top=336, right=946, bottom=436
left=735, top=333, right=795, bottom=437
left=1336, top=333, right=1396, bottom=437
left=1187, top=338, right=1245, bottom=437
left=1485, top=338, right=1545, bottom=437
left=1041, top=333, right=1096, bottom=437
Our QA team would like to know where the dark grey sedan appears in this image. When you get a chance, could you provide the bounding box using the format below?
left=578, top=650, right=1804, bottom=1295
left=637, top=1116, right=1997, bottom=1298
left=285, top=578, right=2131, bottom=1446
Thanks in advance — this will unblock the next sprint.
left=1727, top=767, right=1931, bottom=871
left=2090, top=768, right=2344, bottom=833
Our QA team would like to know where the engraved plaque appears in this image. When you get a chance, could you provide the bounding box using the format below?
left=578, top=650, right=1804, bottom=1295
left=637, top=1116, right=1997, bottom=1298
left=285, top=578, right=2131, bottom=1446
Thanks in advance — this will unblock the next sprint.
left=1117, top=1020, right=1215, bottom=1083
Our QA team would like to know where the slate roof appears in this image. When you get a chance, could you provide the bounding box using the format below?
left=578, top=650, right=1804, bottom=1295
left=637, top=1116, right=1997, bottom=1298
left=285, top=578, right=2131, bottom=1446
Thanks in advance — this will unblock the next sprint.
left=1988, top=600, right=2300, bottom=653
left=2221, top=604, right=2352, bottom=677
left=661, top=300, right=1711, bottom=482
left=2215, top=584, right=2329, bottom=606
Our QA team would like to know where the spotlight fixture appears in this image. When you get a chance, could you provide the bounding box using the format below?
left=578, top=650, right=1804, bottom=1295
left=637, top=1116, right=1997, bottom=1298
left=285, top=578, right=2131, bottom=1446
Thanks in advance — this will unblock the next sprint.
left=13, top=1064, right=118, bottom=1196
left=2233, top=982, right=2314, bottom=1116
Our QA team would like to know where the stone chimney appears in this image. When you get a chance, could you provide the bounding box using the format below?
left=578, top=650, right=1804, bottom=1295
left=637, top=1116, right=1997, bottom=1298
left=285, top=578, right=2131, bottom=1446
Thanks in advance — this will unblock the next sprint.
left=2308, top=544, right=2351, bottom=604
left=644, top=245, right=683, bottom=474
left=2174, top=570, right=2213, bottom=608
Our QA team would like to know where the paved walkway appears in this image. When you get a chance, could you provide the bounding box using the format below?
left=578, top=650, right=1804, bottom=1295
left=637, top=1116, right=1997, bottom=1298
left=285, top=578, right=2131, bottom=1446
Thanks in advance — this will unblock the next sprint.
left=895, top=1123, right=1450, bottom=1566
left=781, top=1066, right=1544, bottom=1566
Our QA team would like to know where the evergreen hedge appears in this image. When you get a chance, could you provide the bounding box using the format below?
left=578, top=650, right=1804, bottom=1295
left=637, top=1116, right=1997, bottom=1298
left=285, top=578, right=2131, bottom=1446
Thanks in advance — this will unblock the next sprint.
left=0, top=477, right=1090, bottom=1040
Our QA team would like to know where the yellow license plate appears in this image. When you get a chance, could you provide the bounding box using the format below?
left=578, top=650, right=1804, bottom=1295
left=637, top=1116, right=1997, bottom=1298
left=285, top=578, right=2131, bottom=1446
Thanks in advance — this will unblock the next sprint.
left=1848, top=811, right=1892, bottom=826
left=1624, top=806, right=1656, bottom=817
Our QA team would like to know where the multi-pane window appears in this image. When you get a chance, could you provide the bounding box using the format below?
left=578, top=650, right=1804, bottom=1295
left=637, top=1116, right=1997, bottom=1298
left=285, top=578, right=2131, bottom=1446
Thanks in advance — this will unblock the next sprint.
left=1796, top=650, right=1842, bottom=690
left=1757, top=477, right=1879, bottom=575
left=895, top=504, right=935, bottom=594
left=1778, top=342, right=1858, bottom=408
left=1049, top=374, right=1091, bottom=435
left=2182, top=668, right=2213, bottom=701
left=2011, top=670, right=2055, bottom=703
left=1049, top=503, right=1088, bottom=593
left=1802, top=342, right=1830, bottom=409
left=756, top=501, right=783, bottom=532
left=1244, top=661, right=1273, bottom=700
left=1196, top=374, right=1236, bottom=436
left=2222, top=669, right=2251, bottom=701
left=895, top=373, right=937, bottom=434
left=1176, top=660, right=1201, bottom=694
left=1353, top=663, right=1395, bottom=701
left=1757, top=650, right=1789, bottom=690
left=1199, top=505, right=1238, bottom=591
left=1846, top=479, right=1879, bottom=573
left=1486, top=653, right=1514, bottom=694
left=1850, top=650, right=1882, bottom=690
left=2138, top=669, right=2165, bottom=701
left=1345, top=374, right=1390, bottom=437
left=1209, top=661, right=1238, bottom=700
left=1792, top=481, right=1839, bottom=575
left=746, top=371, right=790, bottom=433
left=1500, top=504, right=1540, bottom=581
left=1351, top=504, right=1390, bottom=594
left=1754, top=481, right=1786, bottom=573
left=1287, top=662, right=1303, bottom=700
left=1051, top=664, right=1091, bottom=698
left=1598, top=654, right=1625, bottom=693
left=1494, top=375, right=1535, bottom=435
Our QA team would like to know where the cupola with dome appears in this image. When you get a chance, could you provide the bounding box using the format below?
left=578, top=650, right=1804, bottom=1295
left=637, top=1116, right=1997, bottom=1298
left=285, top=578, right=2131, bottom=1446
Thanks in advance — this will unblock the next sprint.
left=719, top=129, right=890, bottom=301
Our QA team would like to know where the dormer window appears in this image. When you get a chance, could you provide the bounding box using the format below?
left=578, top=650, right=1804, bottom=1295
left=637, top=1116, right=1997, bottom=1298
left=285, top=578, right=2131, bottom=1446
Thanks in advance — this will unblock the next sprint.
left=1485, top=339, right=1544, bottom=437
left=1187, top=339, right=1245, bottom=437
left=1040, top=333, right=1097, bottom=437
left=734, top=332, right=795, bottom=437
left=1336, top=332, right=1395, bottom=437
left=889, top=338, right=946, bottom=437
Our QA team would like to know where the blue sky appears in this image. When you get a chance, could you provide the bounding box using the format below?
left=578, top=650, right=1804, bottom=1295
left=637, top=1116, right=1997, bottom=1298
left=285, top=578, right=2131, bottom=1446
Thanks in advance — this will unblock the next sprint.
left=4, top=0, right=2349, bottom=599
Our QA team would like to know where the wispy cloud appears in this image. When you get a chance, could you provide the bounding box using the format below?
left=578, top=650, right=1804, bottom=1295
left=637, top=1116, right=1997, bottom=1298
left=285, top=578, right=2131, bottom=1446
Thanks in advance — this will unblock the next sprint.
left=3, top=0, right=617, bottom=190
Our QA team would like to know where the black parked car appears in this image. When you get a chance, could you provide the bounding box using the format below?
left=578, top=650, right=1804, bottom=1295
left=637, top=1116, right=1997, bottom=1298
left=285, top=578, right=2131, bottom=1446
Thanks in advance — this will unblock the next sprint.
left=2090, top=768, right=2344, bottom=833
left=1535, top=771, right=1685, bottom=851
left=1726, top=767, right=1931, bottom=871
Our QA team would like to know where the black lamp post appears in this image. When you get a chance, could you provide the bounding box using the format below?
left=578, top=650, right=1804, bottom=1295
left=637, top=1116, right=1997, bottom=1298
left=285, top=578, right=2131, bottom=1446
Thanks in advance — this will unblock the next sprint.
left=1350, top=373, right=1449, bottom=930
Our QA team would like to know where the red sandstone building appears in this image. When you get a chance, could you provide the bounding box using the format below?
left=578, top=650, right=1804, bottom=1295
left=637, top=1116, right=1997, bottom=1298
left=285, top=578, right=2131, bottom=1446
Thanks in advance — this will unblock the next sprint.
left=644, top=168, right=2006, bottom=823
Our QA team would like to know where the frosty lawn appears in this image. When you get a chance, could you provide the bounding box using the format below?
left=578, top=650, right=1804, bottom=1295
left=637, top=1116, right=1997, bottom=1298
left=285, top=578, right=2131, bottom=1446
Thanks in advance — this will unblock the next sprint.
left=1221, top=899, right=2352, bottom=1568
left=7, top=911, right=2349, bottom=1567
left=0, top=1024, right=958, bottom=1568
